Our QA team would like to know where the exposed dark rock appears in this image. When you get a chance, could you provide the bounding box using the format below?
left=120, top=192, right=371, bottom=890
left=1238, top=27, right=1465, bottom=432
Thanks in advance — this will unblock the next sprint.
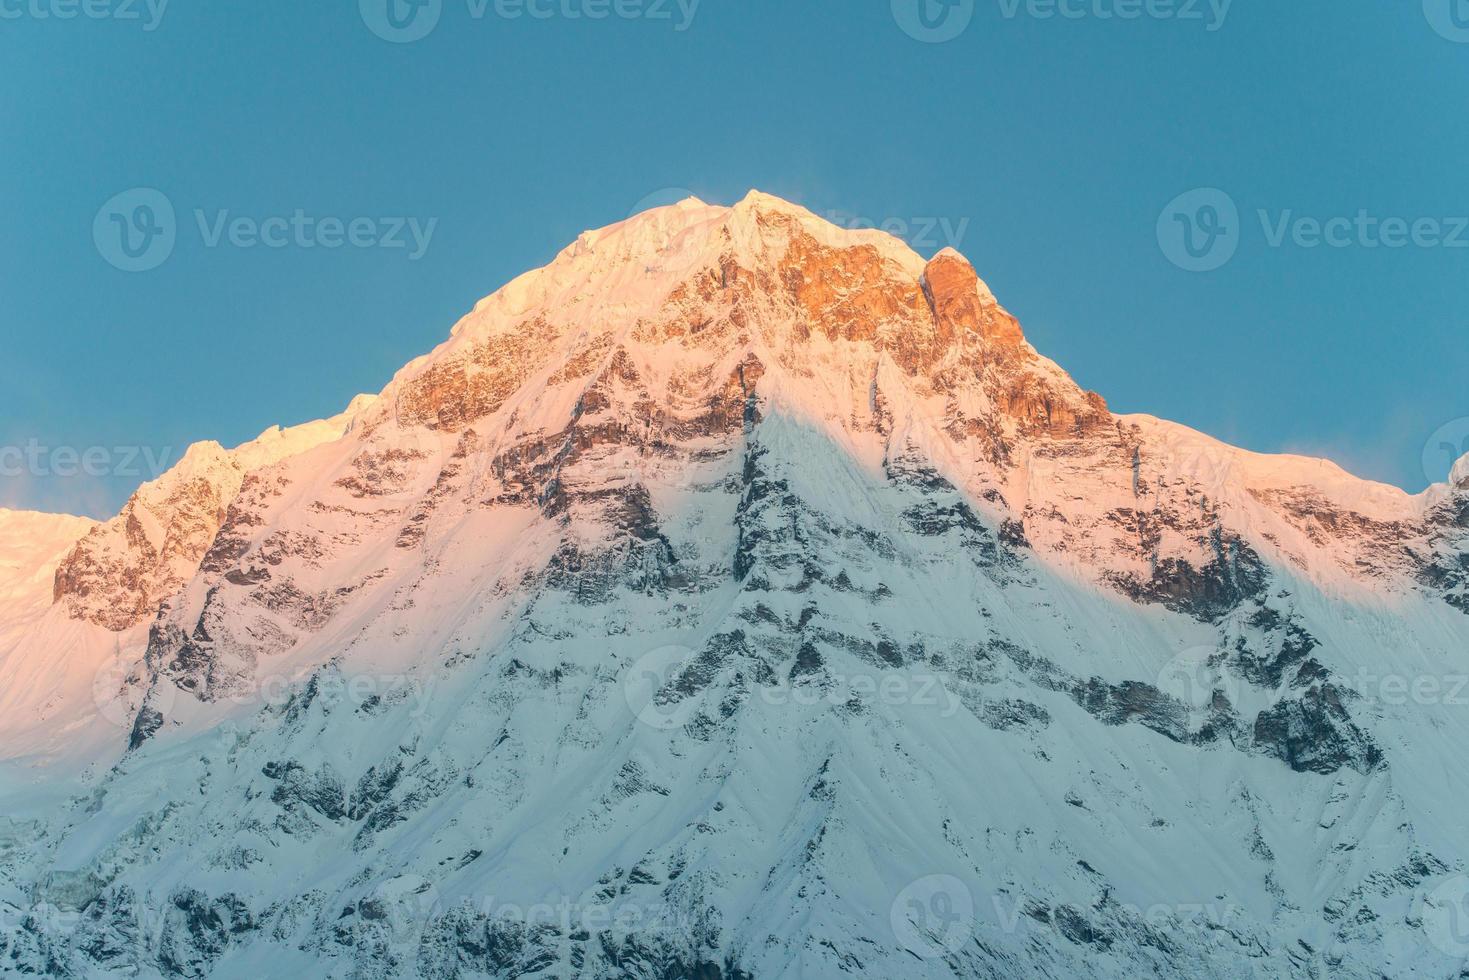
left=156, top=889, right=257, bottom=978
left=262, top=760, right=347, bottom=824
left=1233, top=609, right=1320, bottom=689
left=979, top=698, right=1051, bottom=732
left=1253, top=686, right=1383, bottom=775
left=127, top=702, right=165, bottom=751
left=1111, top=531, right=1268, bottom=623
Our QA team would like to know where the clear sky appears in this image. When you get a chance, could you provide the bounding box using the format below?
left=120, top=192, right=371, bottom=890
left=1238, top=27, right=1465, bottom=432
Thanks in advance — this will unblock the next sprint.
left=3, top=0, right=1467, bottom=517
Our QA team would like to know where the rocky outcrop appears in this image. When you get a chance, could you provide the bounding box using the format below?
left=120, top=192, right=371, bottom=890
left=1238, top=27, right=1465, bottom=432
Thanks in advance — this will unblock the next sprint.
left=923, top=247, right=1023, bottom=351
left=52, top=400, right=372, bottom=631
left=53, top=442, right=244, bottom=632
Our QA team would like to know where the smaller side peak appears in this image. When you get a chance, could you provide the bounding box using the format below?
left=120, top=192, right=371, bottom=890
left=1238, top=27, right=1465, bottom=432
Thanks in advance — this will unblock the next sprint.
left=176, top=439, right=231, bottom=465
left=628, top=191, right=709, bottom=215
left=924, top=247, right=993, bottom=293
left=922, top=248, right=1018, bottom=349
left=345, top=393, right=380, bottom=416
left=922, top=247, right=997, bottom=306
left=634, top=194, right=707, bottom=214
left=732, top=189, right=810, bottom=217
left=0, top=507, right=94, bottom=527
left=1453, top=451, right=1469, bottom=489
left=922, top=247, right=978, bottom=291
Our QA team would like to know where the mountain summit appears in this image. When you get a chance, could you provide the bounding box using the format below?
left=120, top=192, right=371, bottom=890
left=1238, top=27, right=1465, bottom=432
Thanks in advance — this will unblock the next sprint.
left=3, top=193, right=1467, bottom=979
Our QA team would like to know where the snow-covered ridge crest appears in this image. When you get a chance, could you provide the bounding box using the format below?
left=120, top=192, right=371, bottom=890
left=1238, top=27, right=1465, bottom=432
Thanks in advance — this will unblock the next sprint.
left=52, top=394, right=378, bottom=631
left=445, top=190, right=930, bottom=342
left=0, top=509, right=95, bottom=622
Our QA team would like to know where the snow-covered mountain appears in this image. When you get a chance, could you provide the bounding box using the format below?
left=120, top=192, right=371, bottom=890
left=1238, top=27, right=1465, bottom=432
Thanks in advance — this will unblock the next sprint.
left=4, top=191, right=1469, bottom=979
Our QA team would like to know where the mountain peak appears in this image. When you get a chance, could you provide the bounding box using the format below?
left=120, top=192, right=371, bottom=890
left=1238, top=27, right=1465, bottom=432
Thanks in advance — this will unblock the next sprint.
left=731, top=188, right=815, bottom=217
left=922, top=244, right=1017, bottom=349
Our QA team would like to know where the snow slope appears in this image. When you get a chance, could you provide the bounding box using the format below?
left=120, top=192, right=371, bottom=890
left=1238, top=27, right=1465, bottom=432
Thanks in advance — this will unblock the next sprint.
left=3, top=192, right=1468, bottom=979
left=0, top=510, right=93, bottom=625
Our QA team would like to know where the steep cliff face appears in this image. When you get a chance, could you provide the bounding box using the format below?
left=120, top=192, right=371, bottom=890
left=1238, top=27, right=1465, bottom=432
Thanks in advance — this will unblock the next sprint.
left=52, top=397, right=377, bottom=632
left=4, top=193, right=1468, bottom=980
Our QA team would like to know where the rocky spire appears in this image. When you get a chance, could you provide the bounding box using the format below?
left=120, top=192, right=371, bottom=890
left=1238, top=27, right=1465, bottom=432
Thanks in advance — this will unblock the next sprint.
left=922, top=247, right=1024, bottom=351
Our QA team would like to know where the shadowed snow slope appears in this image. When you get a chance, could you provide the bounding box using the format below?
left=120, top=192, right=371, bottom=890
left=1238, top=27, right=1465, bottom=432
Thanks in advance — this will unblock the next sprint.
left=3, top=192, right=1468, bottom=979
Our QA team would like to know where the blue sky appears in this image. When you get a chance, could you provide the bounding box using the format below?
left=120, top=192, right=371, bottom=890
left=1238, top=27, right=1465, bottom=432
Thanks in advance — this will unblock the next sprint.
left=3, top=0, right=1467, bottom=517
